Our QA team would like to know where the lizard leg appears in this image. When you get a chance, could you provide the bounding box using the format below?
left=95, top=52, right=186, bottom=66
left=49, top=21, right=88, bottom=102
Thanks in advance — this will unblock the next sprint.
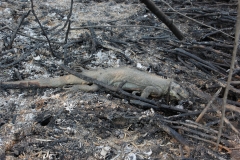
left=141, top=86, right=163, bottom=98
left=65, top=84, right=99, bottom=92
left=132, top=91, right=141, bottom=96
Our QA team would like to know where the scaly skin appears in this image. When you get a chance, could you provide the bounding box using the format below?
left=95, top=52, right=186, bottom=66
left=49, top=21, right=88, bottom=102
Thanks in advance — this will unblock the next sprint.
left=1, top=67, right=189, bottom=100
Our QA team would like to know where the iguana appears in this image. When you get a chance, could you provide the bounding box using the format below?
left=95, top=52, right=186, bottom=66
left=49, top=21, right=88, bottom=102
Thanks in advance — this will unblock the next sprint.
left=1, top=67, right=189, bottom=100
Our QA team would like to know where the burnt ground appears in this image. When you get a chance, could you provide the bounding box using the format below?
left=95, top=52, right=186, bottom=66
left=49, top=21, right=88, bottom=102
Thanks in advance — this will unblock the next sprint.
left=0, top=0, right=240, bottom=159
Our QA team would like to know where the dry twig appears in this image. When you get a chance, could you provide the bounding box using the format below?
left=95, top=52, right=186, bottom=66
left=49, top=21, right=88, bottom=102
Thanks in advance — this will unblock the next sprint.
left=195, top=87, right=222, bottom=123
left=140, top=0, right=184, bottom=40
left=216, top=0, right=240, bottom=149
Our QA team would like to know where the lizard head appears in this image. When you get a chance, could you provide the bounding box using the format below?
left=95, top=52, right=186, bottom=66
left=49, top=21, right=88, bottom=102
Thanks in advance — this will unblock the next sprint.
left=169, top=82, right=189, bottom=100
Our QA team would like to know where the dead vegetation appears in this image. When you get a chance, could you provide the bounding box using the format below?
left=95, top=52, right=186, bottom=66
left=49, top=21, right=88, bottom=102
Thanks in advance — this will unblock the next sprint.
left=0, top=0, right=240, bottom=159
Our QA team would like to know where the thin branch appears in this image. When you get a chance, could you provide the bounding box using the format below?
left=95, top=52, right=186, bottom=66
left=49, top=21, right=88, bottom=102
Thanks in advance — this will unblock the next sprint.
left=156, top=121, right=190, bottom=154
left=30, top=0, right=56, bottom=57
left=216, top=0, right=240, bottom=149
left=70, top=24, right=171, bottom=32
left=187, top=135, right=231, bottom=153
left=8, top=10, right=31, bottom=49
left=195, top=87, right=222, bottom=123
left=223, top=117, right=239, bottom=134
left=64, top=21, right=71, bottom=44
left=50, top=0, right=73, bottom=37
left=87, top=21, right=99, bottom=56
left=64, top=20, right=71, bottom=65
left=140, top=0, right=184, bottom=40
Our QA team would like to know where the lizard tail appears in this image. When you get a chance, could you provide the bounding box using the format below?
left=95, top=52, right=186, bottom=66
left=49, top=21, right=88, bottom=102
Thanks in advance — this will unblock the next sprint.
left=1, top=75, right=88, bottom=89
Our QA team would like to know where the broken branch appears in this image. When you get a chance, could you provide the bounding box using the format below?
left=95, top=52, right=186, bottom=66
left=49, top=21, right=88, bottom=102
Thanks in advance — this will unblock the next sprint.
left=140, top=0, right=184, bottom=40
